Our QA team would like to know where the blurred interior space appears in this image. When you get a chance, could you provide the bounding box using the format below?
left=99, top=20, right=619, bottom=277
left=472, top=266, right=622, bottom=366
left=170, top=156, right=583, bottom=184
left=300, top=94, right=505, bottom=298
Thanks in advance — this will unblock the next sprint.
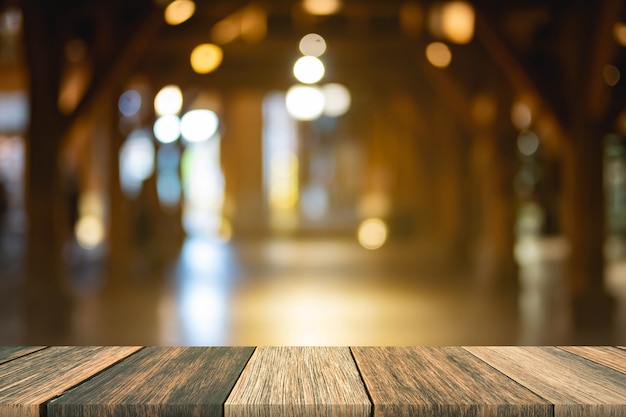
left=1, top=0, right=626, bottom=345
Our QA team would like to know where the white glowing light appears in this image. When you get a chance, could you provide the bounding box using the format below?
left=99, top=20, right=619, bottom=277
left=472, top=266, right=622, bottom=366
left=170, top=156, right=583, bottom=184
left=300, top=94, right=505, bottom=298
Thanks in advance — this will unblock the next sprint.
left=285, top=85, right=325, bottom=121
left=322, top=83, right=350, bottom=117
left=180, top=109, right=219, bottom=142
left=119, top=130, right=155, bottom=197
left=293, top=56, right=325, bottom=84
left=299, top=33, right=327, bottom=57
left=154, top=85, right=183, bottom=116
left=153, top=115, right=181, bottom=143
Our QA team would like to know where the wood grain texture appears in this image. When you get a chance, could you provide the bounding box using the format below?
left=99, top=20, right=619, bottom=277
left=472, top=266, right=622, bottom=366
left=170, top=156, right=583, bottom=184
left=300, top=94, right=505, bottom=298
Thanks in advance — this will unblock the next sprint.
left=0, top=346, right=141, bottom=417
left=558, top=346, right=626, bottom=374
left=225, top=347, right=371, bottom=417
left=351, top=346, right=551, bottom=417
left=48, top=346, right=255, bottom=417
left=464, top=346, right=626, bottom=417
left=0, top=346, right=46, bottom=365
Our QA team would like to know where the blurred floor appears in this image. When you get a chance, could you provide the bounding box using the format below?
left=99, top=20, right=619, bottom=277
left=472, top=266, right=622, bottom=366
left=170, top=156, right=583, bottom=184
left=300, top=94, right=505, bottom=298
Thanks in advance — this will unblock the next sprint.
left=0, top=233, right=625, bottom=345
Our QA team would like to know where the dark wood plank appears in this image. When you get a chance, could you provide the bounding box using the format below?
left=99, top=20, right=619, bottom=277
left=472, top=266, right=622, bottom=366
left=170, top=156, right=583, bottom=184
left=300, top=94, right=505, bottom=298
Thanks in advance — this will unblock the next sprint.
left=465, top=346, right=626, bottom=417
left=48, top=346, right=255, bottom=417
left=0, top=346, right=141, bottom=417
left=351, top=346, right=551, bottom=417
left=225, top=347, right=371, bottom=417
left=0, top=346, right=46, bottom=365
left=558, top=346, right=626, bottom=374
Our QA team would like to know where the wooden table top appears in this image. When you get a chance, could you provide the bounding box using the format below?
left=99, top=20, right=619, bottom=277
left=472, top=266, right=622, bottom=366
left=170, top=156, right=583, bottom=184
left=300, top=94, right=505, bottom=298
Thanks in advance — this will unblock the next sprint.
left=0, top=346, right=624, bottom=417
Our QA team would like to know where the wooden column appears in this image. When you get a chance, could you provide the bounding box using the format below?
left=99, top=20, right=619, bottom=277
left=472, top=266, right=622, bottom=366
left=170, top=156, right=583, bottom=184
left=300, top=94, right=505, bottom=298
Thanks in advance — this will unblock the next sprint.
left=221, top=89, right=266, bottom=236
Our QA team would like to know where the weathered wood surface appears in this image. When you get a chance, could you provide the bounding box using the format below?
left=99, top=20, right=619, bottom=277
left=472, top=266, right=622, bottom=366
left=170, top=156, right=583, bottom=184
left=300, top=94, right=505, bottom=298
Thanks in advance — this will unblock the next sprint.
left=48, top=346, right=255, bottom=417
left=351, top=346, right=551, bottom=417
left=0, top=346, right=141, bottom=417
left=1, top=346, right=625, bottom=417
left=225, top=347, right=370, bottom=417
left=0, top=346, right=46, bottom=365
left=558, top=346, right=626, bottom=374
left=464, top=346, right=626, bottom=417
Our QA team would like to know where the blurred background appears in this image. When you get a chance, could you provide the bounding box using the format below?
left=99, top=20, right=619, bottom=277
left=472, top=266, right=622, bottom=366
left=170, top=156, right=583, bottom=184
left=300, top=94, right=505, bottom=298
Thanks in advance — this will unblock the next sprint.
left=0, top=0, right=625, bottom=345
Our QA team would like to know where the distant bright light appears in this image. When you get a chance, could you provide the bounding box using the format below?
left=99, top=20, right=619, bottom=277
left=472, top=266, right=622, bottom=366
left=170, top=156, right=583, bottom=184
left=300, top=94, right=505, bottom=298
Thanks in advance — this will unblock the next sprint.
left=75, top=215, right=106, bottom=250
left=293, top=56, right=325, bottom=84
left=322, top=83, right=350, bottom=117
left=358, top=218, right=388, bottom=250
left=118, top=90, right=142, bottom=117
left=211, top=18, right=239, bottom=45
left=425, top=42, right=452, bottom=68
left=603, top=64, right=621, bottom=86
left=299, top=33, right=327, bottom=57
left=285, top=85, right=325, bottom=121
left=302, top=0, right=341, bottom=15
left=180, top=109, right=219, bottom=142
left=154, top=85, right=183, bottom=116
left=154, top=115, right=181, bottom=143
left=269, top=151, right=299, bottom=210
left=119, top=129, right=155, bottom=198
left=190, top=44, right=223, bottom=74
left=511, top=101, right=532, bottom=130
left=164, top=0, right=196, bottom=25
left=158, top=170, right=182, bottom=208
left=517, top=130, right=540, bottom=156
left=240, top=5, right=267, bottom=43
left=613, top=22, right=626, bottom=46
left=441, top=1, right=475, bottom=44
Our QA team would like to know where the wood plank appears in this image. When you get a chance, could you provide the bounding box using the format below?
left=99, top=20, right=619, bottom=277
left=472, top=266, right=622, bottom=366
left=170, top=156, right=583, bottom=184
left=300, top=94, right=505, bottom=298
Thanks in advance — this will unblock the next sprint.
left=558, top=346, right=626, bottom=374
left=0, top=346, right=141, bottom=417
left=0, top=346, right=46, bottom=365
left=351, top=346, right=551, bottom=417
left=48, top=346, right=255, bottom=417
left=464, top=346, right=626, bottom=417
left=225, top=347, right=371, bottom=417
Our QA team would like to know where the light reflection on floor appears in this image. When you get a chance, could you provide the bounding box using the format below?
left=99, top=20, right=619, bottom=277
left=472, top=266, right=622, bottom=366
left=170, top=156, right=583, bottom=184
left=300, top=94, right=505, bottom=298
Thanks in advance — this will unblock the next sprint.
left=0, top=234, right=625, bottom=345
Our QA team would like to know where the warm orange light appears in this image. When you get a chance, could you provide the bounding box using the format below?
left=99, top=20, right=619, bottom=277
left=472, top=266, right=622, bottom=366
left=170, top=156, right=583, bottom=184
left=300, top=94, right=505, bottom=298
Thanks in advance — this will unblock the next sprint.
left=190, top=43, right=223, bottom=74
left=400, top=2, right=423, bottom=37
left=425, top=42, right=452, bottom=68
left=302, top=0, right=341, bottom=15
left=614, top=22, right=626, bottom=46
left=164, top=0, right=195, bottom=25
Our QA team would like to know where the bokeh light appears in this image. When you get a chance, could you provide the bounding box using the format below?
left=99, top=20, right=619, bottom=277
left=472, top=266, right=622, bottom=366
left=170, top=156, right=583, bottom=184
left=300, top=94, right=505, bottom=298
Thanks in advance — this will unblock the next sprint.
left=471, top=92, right=497, bottom=127
left=119, top=129, right=155, bottom=197
left=441, top=1, right=475, bottom=44
left=154, top=85, right=183, bottom=116
left=613, top=22, right=626, bottom=46
left=164, top=0, right=196, bottom=25
left=190, top=44, right=223, bottom=74
left=299, top=33, right=327, bottom=57
left=118, top=90, right=142, bottom=117
left=180, top=109, right=219, bottom=142
left=517, top=130, right=540, bottom=156
left=269, top=151, right=299, bottom=210
left=153, top=114, right=181, bottom=143
left=511, top=101, right=532, bottom=130
left=75, top=215, right=106, bottom=250
left=603, top=64, right=621, bottom=87
left=293, top=56, right=325, bottom=84
left=240, top=5, right=267, bottom=43
left=358, top=218, right=388, bottom=250
left=285, top=85, right=325, bottom=120
left=322, top=83, right=351, bottom=117
left=425, top=42, right=452, bottom=68
left=302, top=0, right=341, bottom=15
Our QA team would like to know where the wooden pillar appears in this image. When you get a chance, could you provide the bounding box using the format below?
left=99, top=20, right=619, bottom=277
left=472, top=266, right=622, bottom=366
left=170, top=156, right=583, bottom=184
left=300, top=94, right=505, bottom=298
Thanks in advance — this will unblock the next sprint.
left=560, top=126, right=614, bottom=328
left=221, top=89, right=266, bottom=236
